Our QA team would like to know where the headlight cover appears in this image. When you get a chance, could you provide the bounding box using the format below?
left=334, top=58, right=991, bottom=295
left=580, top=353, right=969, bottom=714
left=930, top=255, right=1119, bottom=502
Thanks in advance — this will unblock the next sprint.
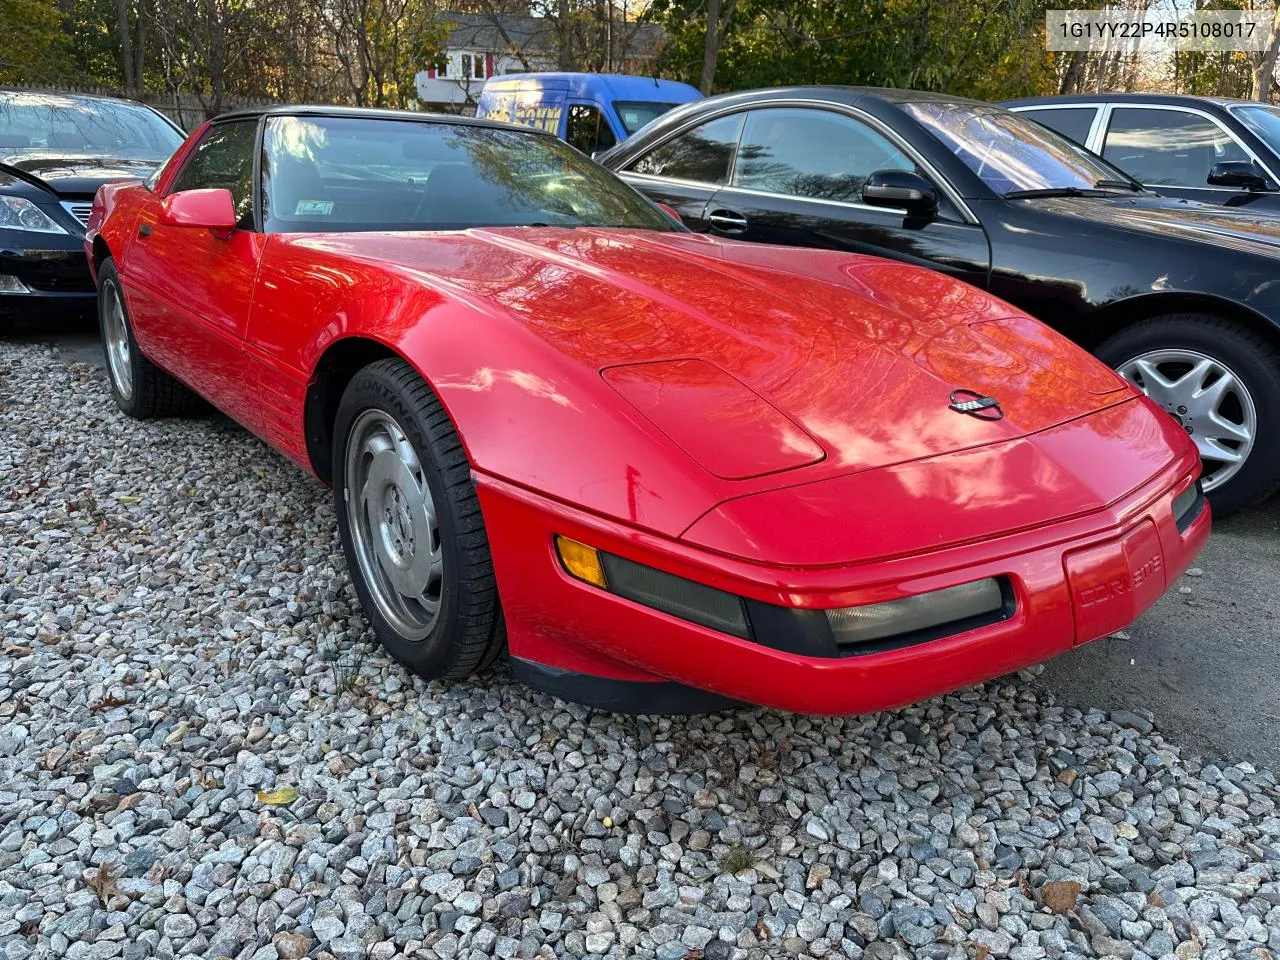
left=0, top=197, right=68, bottom=234
left=827, top=578, right=1006, bottom=648
left=1172, top=479, right=1205, bottom=532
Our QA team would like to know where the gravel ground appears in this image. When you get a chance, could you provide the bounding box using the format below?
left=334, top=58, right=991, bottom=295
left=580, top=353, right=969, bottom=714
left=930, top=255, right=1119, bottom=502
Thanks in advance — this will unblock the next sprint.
left=2, top=341, right=1280, bottom=960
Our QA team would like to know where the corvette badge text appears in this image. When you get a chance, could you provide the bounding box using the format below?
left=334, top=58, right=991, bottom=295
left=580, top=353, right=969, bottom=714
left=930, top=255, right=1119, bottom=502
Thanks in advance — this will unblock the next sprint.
left=1078, top=553, right=1163, bottom=608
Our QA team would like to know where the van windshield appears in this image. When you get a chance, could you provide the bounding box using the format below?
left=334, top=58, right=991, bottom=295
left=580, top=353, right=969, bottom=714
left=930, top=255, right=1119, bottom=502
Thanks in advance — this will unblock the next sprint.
left=614, top=101, right=681, bottom=136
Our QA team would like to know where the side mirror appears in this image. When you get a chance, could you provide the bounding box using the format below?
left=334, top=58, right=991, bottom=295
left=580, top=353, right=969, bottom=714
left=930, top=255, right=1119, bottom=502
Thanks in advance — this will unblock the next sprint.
left=1208, top=160, right=1268, bottom=192
left=863, top=169, right=938, bottom=218
left=158, top=188, right=238, bottom=230
left=656, top=201, right=682, bottom=223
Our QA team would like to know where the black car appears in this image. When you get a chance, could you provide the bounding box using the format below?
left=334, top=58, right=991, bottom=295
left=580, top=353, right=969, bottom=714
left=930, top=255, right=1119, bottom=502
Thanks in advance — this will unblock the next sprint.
left=1002, top=93, right=1280, bottom=211
left=601, top=86, right=1280, bottom=516
left=0, top=90, right=185, bottom=320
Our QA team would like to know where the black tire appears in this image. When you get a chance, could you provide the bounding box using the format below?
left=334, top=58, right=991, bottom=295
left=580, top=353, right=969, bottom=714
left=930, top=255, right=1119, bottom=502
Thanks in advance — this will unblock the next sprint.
left=1096, top=313, right=1280, bottom=518
left=332, top=358, right=505, bottom=679
left=97, top=258, right=203, bottom=419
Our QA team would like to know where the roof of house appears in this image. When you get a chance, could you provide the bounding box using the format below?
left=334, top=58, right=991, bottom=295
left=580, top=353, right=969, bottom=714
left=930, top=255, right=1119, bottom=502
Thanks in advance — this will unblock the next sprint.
left=437, top=11, right=666, bottom=59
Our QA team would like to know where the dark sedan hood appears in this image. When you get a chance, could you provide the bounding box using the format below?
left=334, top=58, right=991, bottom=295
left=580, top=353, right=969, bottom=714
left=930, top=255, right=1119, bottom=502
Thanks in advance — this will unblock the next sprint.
left=0, top=153, right=160, bottom=198
left=1028, top=194, right=1280, bottom=256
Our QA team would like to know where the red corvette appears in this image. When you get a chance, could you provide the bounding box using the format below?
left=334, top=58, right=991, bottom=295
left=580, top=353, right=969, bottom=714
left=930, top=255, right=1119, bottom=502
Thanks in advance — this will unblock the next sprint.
left=86, top=107, right=1209, bottom=714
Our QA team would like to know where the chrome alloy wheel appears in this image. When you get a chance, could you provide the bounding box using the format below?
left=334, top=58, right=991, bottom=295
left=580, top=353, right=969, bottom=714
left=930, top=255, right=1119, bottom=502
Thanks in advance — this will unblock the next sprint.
left=343, top=409, right=444, bottom=639
left=1117, top=348, right=1256, bottom=493
left=102, top=280, right=133, bottom=402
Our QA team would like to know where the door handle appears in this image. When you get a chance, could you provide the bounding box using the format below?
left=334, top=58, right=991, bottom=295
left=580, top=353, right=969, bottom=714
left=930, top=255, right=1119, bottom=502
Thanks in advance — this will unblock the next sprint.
left=709, top=210, right=748, bottom=233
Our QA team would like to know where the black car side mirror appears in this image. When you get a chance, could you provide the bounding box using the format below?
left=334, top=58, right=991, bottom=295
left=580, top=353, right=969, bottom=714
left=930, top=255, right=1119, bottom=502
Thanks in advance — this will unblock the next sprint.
left=863, top=170, right=939, bottom=218
left=1208, top=160, right=1268, bottom=192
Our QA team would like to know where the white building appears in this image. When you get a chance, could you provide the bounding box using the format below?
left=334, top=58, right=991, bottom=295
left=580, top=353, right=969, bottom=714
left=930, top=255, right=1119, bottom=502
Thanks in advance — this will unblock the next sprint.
left=414, top=11, right=666, bottom=113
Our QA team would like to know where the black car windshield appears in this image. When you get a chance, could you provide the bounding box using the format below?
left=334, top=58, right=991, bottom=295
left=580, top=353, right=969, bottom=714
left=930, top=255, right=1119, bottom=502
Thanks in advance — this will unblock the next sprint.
left=1231, top=104, right=1280, bottom=157
left=261, top=114, right=674, bottom=233
left=902, top=100, right=1136, bottom=196
left=613, top=101, right=681, bottom=136
left=0, top=92, right=183, bottom=161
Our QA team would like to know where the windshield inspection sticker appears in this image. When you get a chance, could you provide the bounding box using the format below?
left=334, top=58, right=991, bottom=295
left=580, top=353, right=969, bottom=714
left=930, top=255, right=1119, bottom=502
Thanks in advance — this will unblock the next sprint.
left=294, top=200, right=333, bottom=216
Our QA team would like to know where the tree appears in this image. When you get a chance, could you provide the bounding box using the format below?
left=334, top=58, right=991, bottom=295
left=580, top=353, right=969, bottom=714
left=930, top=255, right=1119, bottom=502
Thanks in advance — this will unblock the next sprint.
left=699, top=0, right=736, bottom=94
left=0, top=0, right=70, bottom=84
left=647, top=0, right=1053, bottom=100
left=319, top=0, right=450, bottom=107
left=1253, top=4, right=1280, bottom=101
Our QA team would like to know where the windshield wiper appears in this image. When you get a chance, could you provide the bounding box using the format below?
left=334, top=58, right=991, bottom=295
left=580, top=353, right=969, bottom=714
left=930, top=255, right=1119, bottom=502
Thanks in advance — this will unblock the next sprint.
left=1093, top=178, right=1144, bottom=192
left=1004, top=187, right=1090, bottom=199
left=1006, top=182, right=1143, bottom=200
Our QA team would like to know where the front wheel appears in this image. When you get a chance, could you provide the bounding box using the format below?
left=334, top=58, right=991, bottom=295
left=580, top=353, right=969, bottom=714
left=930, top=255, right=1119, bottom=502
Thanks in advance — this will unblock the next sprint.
left=1097, top=314, right=1280, bottom=518
left=97, top=258, right=202, bottom=419
left=332, top=359, right=505, bottom=679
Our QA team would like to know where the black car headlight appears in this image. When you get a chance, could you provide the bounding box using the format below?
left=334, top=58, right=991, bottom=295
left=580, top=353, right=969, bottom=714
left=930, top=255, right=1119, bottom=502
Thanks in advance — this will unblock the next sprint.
left=0, top=197, right=68, bottom=234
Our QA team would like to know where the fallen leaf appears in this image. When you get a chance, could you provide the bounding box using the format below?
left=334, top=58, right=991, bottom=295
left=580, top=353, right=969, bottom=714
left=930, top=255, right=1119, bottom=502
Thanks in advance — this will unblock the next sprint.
left=468, top=802, right=483, bottom=823
left=91, top=694, right=130, bottom=713
left=86, top=861, right=123, bottom=907
left=117, top=495, right=140, bottom=504
left=1040, top=879, right=1083, bottom=914
left=256, top=786, right=299, bottom=806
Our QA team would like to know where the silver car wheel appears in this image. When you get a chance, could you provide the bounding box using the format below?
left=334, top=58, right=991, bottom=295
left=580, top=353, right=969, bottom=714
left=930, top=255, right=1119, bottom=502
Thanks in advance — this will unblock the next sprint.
left=1117, top=348, right=1256, bottom=493
left=102, top=279, right=134, bottom=402
left=343, top=408, right=444, bottom=639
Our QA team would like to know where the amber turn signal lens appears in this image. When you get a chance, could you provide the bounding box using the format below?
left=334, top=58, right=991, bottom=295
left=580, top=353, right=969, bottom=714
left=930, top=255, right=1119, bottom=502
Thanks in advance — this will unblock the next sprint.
left=555, top=536, right=608, bottom=588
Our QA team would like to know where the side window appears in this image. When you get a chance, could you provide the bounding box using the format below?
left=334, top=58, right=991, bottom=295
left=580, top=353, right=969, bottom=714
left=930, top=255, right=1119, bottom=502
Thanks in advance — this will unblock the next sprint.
left=565, top=104, right=616, bottom=155
left=629, top=112, right=745, bottom=184
left=168, top=120, right=257, bottom=227
left=1103, top=108, right=1249, bottom=187
left=734, top=107, right=915, bottom=203
left=1018, top=107, right=1097, bottom=146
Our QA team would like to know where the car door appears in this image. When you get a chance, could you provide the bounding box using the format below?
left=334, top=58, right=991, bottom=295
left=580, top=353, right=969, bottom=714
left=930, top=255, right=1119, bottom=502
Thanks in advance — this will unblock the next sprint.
left=700, top=106, right=991, bottom=289
left=122, top=117, right=265, bottom=418
left=616, top=112, right=746, bottom=231
left=1099, top=105, right=1280, bottom=207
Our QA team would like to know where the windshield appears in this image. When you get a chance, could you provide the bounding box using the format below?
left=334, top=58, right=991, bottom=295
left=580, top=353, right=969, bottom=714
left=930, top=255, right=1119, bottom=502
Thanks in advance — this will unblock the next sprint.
left=0, top=92, right=183, bottom=161
left=902, top=100, right=1135, bottom=196
left=262, top=115, right=675, bottom=233
left=1231, top=104, right=1280, bottom=157
left=614, top=101, right=681, bottom=136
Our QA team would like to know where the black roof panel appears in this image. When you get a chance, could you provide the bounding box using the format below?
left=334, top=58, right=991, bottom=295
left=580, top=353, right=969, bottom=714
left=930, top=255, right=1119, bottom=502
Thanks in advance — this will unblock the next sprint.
left=213, top=103, right=549, bottom=135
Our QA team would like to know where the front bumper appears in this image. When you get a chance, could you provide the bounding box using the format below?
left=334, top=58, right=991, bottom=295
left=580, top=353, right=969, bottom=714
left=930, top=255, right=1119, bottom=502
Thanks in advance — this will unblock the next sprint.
left=476, top=455, right=1208, bottom=715
left=0, top=232, right=96, bottom=317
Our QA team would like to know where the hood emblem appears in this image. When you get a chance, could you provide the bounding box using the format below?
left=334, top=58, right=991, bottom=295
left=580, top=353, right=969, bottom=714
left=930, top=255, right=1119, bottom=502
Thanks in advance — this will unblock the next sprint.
left=949, top=389, right=1003, bottom=420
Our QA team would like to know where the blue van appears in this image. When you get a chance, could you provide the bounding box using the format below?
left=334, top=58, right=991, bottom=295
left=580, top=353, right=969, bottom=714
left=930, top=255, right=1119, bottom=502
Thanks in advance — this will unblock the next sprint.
left=476, top=73, right=702, bottom=155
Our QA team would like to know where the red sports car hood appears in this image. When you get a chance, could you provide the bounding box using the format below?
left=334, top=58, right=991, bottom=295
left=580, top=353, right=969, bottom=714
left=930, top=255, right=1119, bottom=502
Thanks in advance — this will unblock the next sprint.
left=304, top=227, right=1133, bottom=484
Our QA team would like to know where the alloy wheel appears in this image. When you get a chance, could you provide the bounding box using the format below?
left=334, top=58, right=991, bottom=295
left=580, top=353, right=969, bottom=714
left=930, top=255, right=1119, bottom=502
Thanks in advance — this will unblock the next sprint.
left=1117, top=348, right=1256, bottom=493
left=343, top=408, right=445, bottom=639
left=102, top=280, right=134, bottom=402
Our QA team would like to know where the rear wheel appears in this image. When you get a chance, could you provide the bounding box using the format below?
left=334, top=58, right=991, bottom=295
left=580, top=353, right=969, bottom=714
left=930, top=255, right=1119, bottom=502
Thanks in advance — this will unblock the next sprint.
left=332, top=359, right=505, bottom=679
left=1097, top=314, right=1280, bottom=518
left=97, top=258, right=202, bottom=418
